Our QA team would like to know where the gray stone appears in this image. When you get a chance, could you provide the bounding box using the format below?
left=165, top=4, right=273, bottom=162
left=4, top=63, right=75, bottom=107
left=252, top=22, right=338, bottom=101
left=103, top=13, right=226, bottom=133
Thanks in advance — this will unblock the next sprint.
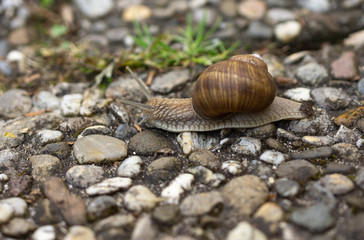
left=317, top=173, right=354, bottom=195
left=298, top=0, right=330, bottom=12
left=94, top=214, right=135, bottom=232
left=39, top=142, right=72, bottom=160
left=266, top=8, right=297, bottom=25
left=290, top=146, right=333, bottom=160
left=274, top=178, right=300, bottom=197
left=105, top=76, right=147, bottom=103
left=114, top=124, right=138, bottom=140
left=355, top=168, right=364, bottom=191
left=79, top=125, right=112, bottom=138
left=311, top=87, right=350, bottom=110
left=231, top=137, right=262, bottom=156
left=30, top=154, right=62, bottom=181
left=222, top=175, right=269, bottom=216
left=276, top=160, right=319, bottom=183
left=74, top=0, right=114, bottom=19
left=289, top=109, right=333, bottom=135
left=265, top=138, right=288, bottom=153
left=73, top=134, right=127, bottom=164
left=358, top=78, right=364, bottom=95
left=146, top=157, right=182, bottom=183
left=131, top=214, right=156, bottom=240
left=61, top=94, right=83, bottom=116
left=80, top=87, right=102, bottom=116
left=332, top=143, right=362, bottom=162
left=187, top=166, right=225, bottom=187
left=150, top=70, right=190, bottom=94
left=66, top=165, right=104, bottom=188
left=87, top=196, right=118, bottom=221
left=129, top=131, right=175, bottom=156
left=0, top=89, right=32, bottom=119
left=188, top=149, right=220, bottom=170
left=337, top=213, right=364, bottom=240
left=334, top=125, right=362, bottom=145
left=180, top=191, right=223, bottom=216
left=247, top=21, right=273, bottom=39
left=33, top=199, right=62, bottom=225
left=35, top=129, right=63, bottom=145
left=152, top=204, right=180, bottom=225
left=324, top=162, right=355, bottom=175
left=291, top=203, right=335, bottom=232
left=295, top=62, right=329, bottom=86
left=33, top=91, right=60, bottom=110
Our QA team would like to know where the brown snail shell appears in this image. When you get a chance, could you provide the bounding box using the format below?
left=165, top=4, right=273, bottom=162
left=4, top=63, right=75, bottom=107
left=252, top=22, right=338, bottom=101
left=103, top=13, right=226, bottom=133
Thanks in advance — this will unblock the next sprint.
left=192, top=54, right=276, bottom=120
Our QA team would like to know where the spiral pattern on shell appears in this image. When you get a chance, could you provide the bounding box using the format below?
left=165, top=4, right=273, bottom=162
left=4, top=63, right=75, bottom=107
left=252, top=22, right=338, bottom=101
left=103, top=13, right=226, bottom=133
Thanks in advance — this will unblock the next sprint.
left=192, top=54, right=277, bottom=120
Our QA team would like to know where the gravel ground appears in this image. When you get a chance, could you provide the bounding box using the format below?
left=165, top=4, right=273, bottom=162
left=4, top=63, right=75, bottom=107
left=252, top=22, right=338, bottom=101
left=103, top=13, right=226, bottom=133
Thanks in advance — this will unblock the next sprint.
left=1, top=0, right=364, bottom=240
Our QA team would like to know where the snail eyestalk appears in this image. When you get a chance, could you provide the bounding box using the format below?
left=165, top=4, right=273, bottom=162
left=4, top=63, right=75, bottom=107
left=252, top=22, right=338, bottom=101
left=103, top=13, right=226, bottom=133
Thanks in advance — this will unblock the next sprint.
left=125, top=66, right=153, bottom=100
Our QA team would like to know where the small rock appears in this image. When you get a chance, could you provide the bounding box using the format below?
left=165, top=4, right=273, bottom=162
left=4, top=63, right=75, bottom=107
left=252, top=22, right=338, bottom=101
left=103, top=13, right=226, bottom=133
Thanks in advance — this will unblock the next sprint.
left=358, top=78, right=364, bottom=95
left=94, top=214, right=135, bottom=232
left=295, top=62, right=329, bottom=86
left=274, top=178, right=300, bottom=197
left=311, top=87, right=350, bottom=110
left=337, top=213, right=364, bottom=240
left=318, top=173, right=354, bottom=195
left=253, top=202, right=284, bottom=234
left=354, top=168, right=364, bottom=191
left=220, top=0, right=237, bottom=17
left=33, top=199, right=62, bottom=225
left=74, top=0, right=113, bottom=19
left=122, top=4, right=152, bottom=22
left=109, top=104, right=130, bottom=124
left=291, top=203, right=335, bottom=232
left=1, top=217, right=37, bottom=238
left=274, top=20, right=302, bottom=43
left=238, top=0, right=267, bottom=20
left=259, top=150, right=288, bottom=165
left=334, top=106, right=364, bottom=127
left=78, top=125, right=112, bottom=138
left=0, top=89, right=32, bottom=119
left=0, top=203, right=15, bottom=224
left=105, top=76, right=146, bottom=103
left=64, top=226, right=96, bottom=240
left=117, top=156, right=142, bottom=178
left=221, top=161, right=245, bottom=175
left=266, top=8, right=297, bottom=25
left=276, top=160, right=319, bottom=182
left=247, top=21, right=273, bottom=39
left=332, top=143, right=362, bottom=162
left=61, top=94, right=83, bottom=116
left=150, top=70, right=190, bottom=94
left=33, top=91, right=60, bottom=110
left=192, top=7, right=218, bottom=26
left=289, top=109, right=333, bottom=135
left=161, top=173, right=194, bottom=204
left=188, top=149, right=220, bottom=170
left=227, top=221, right=267, bottom=240
left=290, top=146, right=333, bottom=159
left=87, top=196, right=118, bottom=221
left=152, top=204, right=180, bottom=226
left=177, top=132, right=219, bottom=155
left=131, top=214, right=156, bottom=240
left=324, top=162, right=355, bottom=175
left=302, top=136, right=334, bottom=146
left=39, top=142, right=72, bottom=160
left=222, top=175, right=268, bottom=216
left=283, top=87, right=312, bottom=101
left=334, top=125, right=361, bottom=144
left=66, top=165, right=104, bottom=188
left=73, top=134, right=127, bottom=164
left=85, top=177, right=132, bottom=196
left=276, top=128, right=300, bottom=141
left=283, top=51, right=312, bottom=65
left=31, top=225, right=56, bottom=240
left=187, top=166, right=225, bottom=187
left=129, top=131, right=175, bottom=156
left=8, top=27, right=31, bottom=45
left=30, top=154, right=63, bottom=181
left=180, top=191, right=223, bottom=216
left=35, top=130, right=63, bottom=145
left=146, top=157, right=182, bottom=183
left=80, top=88, right=102, bottom=116
left=231, top=137, right=262, bottom=156
left=330, top=51, right=358, bottom=80
left=246, top=123, right=276, bottom=139
left=114, top=124, right=138, bottom=140
left=124, top=185, right=160, bottom=213
left=344, top=29, right=364, bottom=48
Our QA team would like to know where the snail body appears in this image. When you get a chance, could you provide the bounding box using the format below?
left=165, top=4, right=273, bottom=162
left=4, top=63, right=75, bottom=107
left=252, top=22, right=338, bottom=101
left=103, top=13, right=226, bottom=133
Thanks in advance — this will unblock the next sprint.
left=121, top=54, right=309, bottom=133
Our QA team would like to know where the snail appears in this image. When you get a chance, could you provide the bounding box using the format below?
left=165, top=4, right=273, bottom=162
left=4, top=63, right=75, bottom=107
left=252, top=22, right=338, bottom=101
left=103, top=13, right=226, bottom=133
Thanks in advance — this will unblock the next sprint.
left=119, top=54, right=310, bottom=132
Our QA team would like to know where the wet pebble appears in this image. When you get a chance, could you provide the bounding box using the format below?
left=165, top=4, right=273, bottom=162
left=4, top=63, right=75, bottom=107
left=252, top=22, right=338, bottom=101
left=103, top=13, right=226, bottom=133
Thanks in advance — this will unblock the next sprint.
left=1, top=217, right=37, bottom=238
left=302, top=135, right=334, bottom=146
left=332, top=143, right=362, bottom=162
left=73, top=134, right=127, bottom=164
left=290, top=202, right=335, bottom=232
left=221, top=160, right=245, bottom=175
left=0, top=89, right=32, bottom=119
left=0, top=203, right=14, bottom=224
left=334, top=125, right=361, bottom=144
left=188, top=149, right=220, bottom=170
left=227, top=221, right=267, bottom=240
left=276, top=160, right=319, bottom=182
left=35, top=129, right=63, bottom=145
left=354, top=168, right=364, bottom=191
left=180, top=191, right=223, bottom=216
left=61, top=94, right=83, bottom=116
left=290, top=146, right=333, bottom=159
left=117, top=156, right=142, bottom=178
left=87, top=196, right=118, bottom=221
left=161, top=173, right=194, bottom=204
left=66, top=165, right=104, bottom=188
left=231, top=137, right=262, bottom=156
left=146, top=157, right=182, bottom=183
left=39, top=142, right=72, bottom=160
left=311, top=87, right=350, bottom=110
left=274, top=20, right=302, bottom=43
left=74, top=0, right=113, bottom=19
left=150, top=70, right=190, bottom=94
left=33, top=91, right=60, bottom=110
left=222, top=175, right=268, bottom=216
left=177, top=132, right=219, bottom=155
left=30, top=154, right=62, bottom=181
left=124, top=185, right=160, bottom=213
left=330, top=51, right=358, bottom=80
left=64, top=226, right=96, bottom=240
left=187, top=166, right=225, bottom=187
left=152, top=204, right=180, bottom=226
left=129, top=131, right=175, bottom=156
left=317, top=173, right=354, bottom=195
left=259, top=150, right=288, bottom=165
left=85, top=177, right=132, bottom=196
left=294, top=62, right=329, bottom=86
left=31, top=225, right=56, bottom=240
left=274, top=178, right=300, bottom=197
left=283, top=87, right=312, bottom=101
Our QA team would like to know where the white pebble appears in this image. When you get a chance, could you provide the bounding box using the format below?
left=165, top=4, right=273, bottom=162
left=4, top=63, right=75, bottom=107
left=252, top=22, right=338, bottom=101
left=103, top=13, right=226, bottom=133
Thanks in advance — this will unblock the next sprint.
left=221, top=161, right=244, bottom=175
left=274, top=20, right=302, bottom=43
left=0, top=173, right=9, bottom=181
left=177, top=132, right=219, bottom=155
left=302, top=136, right=334, bottom=146
left=86, top=177, right=132, bottom=196
left=31, top=225, right=56, bottom=240
left=124, top=185, right=160, bottom=213
left=117, top=156, right=142, bottom=177
left=231, top=137, right=262, bottom=156
left=161, top=173, right=194, bottom=204
left=187, top=166, right=225, bottom=187
left=0, top=197, right=28, bottom=216
left=357, top=139, right=364, bottom=149
left=227, top=221, right=267, bottom=240
left=260, top=150, right=287, bottom=165
left=0, top=203, right=14, bottom=224
left=61, top=94, right=83, bottom=116
left=37, top=130, right=63, bottom=144
left=283, top=87, right=312, bottom=101
left=64, top=226, right=96, bottom=240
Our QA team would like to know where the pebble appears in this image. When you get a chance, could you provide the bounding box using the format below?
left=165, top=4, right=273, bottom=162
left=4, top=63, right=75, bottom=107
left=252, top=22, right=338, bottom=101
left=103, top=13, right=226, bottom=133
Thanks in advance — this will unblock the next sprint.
left=283, top=87, right=312, bottom=101
left=61, top=94, right=83, bottom=116
left=150, top=70, right=190, bottom=94
left=276, top=160, right=319, bottom=182
left=106, top=27, right=128, bottom=43
left=290, top=202, right=335, bottom=232
left=355, top=168, right=364, bottom=191
left=94, top=214, right=135, bottom=232
left=64, top=226, right=96, bottom=240
left=317, top=173, right=354, bottom=195
left=192, top=7, right=218, bottom=26
left=0, top=89, right=32, bottom=119
left=334, top=106, right=364, bottom=127
left=0, top=203, right=14, bottom=224
left=274, top=20, right=302, bottom=43
left=266, top=8, right=296, bottom=25
left=85, top=177, right=132, bottom=196
left=39, top=142, right=72, bottom=160
left=78, top=125, right=112, bottom=138
left=253, top=202, right=284, bottom=234
left=290, top=146, right=333, bottom=159
left=0, top=60, right=11, bottom=76
left=8, top=27, right=31, bottom=45
left=35, top=129, right=63, bottom=145
left=226, top=221, right=267, bottom=240
left=74, top=0, right=113, bottom=19
left=288, top=109, right=333, bottom=135
left=31, top=225, right=56, bottom=240
left=332, top=143, right=362, bottom=162
left=245, top=123, right=276, bottom=139
left=334, top=125, right=361, bottom=144
left=124, top=185, right=160, bottom=213
left=302, top=135, right=334, bottom=146
left=176, top=132, right=219, bottom=155
left=221, top=160, right=245, bottom=175
left=152, top=204, right=180, bottom=226
left=129, top=131, right=175, bottom=156
left=294, top=62, right=329, bottom=86
left=337, top=213, right=364, bottom=240
left=259, top=150, right=288, bottom=165
left=114, top=124, right=138, bottom=140
left=0, top=173, right=9, bottom=181
left=221, top=175, right=268, bottom=216
left=298, top=0, right=331, bottom=12
left=273, top=178, right=300, bottom=197
left=33, top=199, right=62, bottom=225
left=1, top=217, right=37, bottom=238
left=330, top=51, right=358, bottom=80
left=87, top=195, right=117, bottom=221
left=276, top=128, right=300, bottom=141
left=311, top=87, right=350, bottom=110
left=161, top=173, right=194, bottom=204
left=237, top=0, right=267, bottom=20
left=130, top=214, right=156, bottom=240
left=219, top=0, right=237, bottom=17
left=180, top=191, right=223, bottom=216
left=30, top=154, right=62, bottom=181
left=324, top=162, right=355, bottom=175
left=122, top=4, right=152, bottom=22
left=188, top=149, right=220, bottom=170
left=33, top=91, right=60, bottom=110
left=73, top=134, right=127, bottom=164
left=231, top=137, right=262, bottom=156
left=146, top=157, right=182, bottom=183
left=247, top=21, right=273, bottom=39
left=109, top=104, right=130, bottom=124
left=66, top=165, right=104, bottom=188
left=358, top=78, right=364, bottom=95
left=117, top=156, right=142, bottom=177
left=187, top=166, right=225, bottom=187
left=80, top=88, right=102, bottom=116
left=344, top=29, right=364, bottom=48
